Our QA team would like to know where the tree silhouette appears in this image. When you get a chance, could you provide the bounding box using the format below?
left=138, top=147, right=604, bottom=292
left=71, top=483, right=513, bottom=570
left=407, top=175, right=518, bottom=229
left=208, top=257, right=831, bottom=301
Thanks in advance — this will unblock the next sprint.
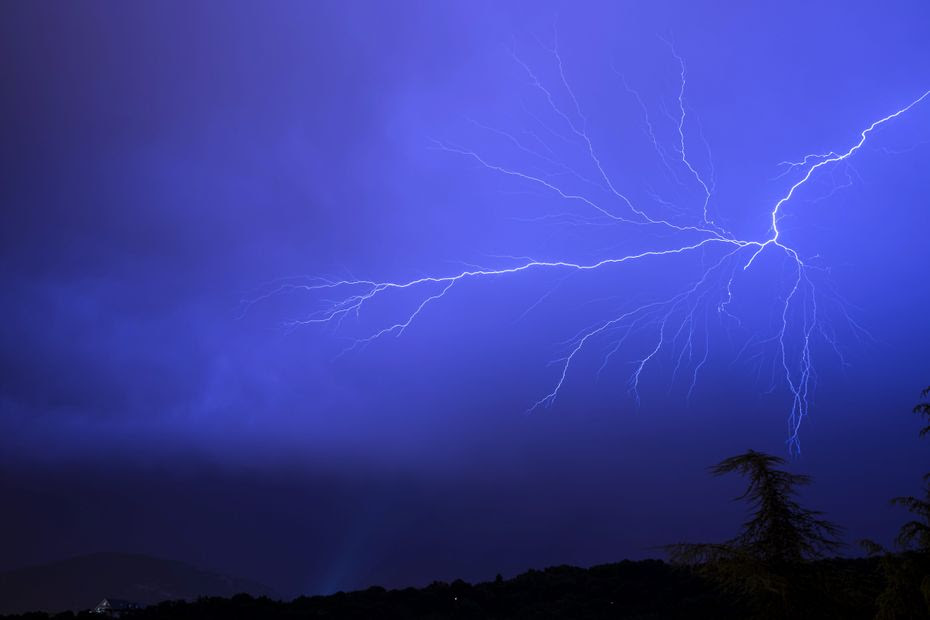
left=891, top=486, right=930, bottom=553
left=862, top=385, right=930, bottom=618
left=717, top=450, right=842, bottom=561
left=666, top=450, right=842, bottom=617
left=668, top=450, right=842, bottom=564
left=887, top=385, right=930, bottom=552
left=914, top=385, right=930, bottom=437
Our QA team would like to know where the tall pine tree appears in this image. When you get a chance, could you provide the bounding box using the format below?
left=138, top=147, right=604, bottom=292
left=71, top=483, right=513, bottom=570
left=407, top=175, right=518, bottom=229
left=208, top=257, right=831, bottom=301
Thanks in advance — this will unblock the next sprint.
left=666, top=450, right=842, bottom=618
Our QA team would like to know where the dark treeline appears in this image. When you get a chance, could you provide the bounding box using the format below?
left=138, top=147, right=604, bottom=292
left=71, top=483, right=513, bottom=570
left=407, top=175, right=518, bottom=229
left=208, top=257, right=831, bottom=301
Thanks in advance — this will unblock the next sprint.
left=0, top=558, right=884, bottom=619
left=4, top=387, right=929, bottom=619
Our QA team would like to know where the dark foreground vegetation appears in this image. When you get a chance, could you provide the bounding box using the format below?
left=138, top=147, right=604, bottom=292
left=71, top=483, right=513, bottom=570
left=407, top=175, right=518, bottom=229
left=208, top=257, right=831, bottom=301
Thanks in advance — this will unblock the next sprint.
left=5, top=387, right=930, bottom=619
left=0, top=553, right=276, bottom=615
left=0, top=555, right=900, bottom=619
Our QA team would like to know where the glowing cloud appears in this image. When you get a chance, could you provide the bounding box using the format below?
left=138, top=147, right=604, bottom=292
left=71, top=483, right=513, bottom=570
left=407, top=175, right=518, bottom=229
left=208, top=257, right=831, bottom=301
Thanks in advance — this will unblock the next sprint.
left=247, top=39, right=928, bottom=454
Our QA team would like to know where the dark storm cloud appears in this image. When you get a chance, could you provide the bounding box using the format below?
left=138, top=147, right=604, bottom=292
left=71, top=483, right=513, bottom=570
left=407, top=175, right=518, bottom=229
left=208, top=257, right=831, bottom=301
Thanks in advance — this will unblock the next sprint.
left=0, top=1, right=419, bottom=428
left=0, top=0, right=539, bottom=465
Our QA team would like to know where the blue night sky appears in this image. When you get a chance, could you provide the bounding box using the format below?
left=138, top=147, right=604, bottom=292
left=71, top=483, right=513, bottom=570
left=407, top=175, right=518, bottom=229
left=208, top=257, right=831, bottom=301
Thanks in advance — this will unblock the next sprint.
left=2, top=0, right=929, bottom=597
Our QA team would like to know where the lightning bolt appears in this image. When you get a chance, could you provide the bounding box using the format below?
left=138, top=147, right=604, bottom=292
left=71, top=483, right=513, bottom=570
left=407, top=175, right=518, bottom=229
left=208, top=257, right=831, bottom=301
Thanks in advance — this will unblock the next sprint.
left=246, top=39, right=929, bottom=455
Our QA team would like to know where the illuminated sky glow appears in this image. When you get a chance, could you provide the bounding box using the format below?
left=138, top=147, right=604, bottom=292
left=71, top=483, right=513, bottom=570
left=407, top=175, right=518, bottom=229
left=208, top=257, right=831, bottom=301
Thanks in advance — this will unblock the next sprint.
left=249, top=38, right=929, bottom=454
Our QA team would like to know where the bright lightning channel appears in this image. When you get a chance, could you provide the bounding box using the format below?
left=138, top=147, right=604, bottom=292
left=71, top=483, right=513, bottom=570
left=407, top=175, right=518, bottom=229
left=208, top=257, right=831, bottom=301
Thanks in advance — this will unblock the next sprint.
left=246, top=42, right=929, bottom=455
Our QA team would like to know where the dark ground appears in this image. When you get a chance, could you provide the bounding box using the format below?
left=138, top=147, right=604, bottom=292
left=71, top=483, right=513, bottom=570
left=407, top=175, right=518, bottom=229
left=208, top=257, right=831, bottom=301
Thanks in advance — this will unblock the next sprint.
left=0, top=556, right=893, bottom=619
left=0, top=553, right=275, bottom=616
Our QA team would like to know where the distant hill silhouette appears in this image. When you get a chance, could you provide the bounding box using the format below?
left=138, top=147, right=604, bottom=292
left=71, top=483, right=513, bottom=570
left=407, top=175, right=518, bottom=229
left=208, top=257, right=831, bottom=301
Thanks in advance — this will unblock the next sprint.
left=0, top=552, right=276, bottom=615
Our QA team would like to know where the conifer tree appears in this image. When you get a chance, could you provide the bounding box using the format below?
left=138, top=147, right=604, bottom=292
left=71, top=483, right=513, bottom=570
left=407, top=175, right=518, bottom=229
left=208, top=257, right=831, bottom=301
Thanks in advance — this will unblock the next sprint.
left=666, top=450, right=842, bottom=617
left=862, top=385, right=930, bottom=619
left=891, top=385, right=930, bottom=552
left=668, top=449, right=842, bottom=564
